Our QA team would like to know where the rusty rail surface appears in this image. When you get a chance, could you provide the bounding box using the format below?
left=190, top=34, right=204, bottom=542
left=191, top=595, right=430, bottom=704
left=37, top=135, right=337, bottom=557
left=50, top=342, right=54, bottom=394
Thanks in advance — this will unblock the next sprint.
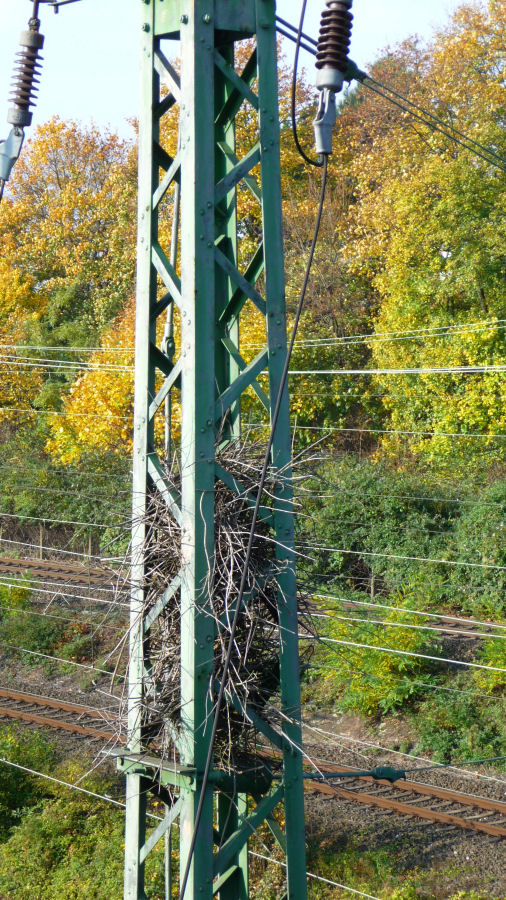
left=0, top=556, right=118, bottom=589
left=0, top=689, right=504, bottom=839
left=0, top=686, right=122, bottom=742
left=307, top=772, right=506, bottom=839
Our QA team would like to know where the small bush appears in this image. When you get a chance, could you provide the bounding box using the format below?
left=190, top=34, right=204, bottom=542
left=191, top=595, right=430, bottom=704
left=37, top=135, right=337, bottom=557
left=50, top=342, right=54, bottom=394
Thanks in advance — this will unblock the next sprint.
left=0, top=578, right=33, bottom=618
left=307, top=585, right=439, bottom=716
left=0, top=726, right=55, bottom=838
left=0, top=611, right=66, bottom=662
left=414, top=689, right=505, bottom=764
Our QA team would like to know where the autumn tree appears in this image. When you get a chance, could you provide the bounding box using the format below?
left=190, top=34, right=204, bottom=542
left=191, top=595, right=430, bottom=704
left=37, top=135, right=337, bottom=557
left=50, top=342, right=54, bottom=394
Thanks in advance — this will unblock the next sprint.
left=340, top=1, right=506, bottom=470
left=0, top=117, right=137, bottom=338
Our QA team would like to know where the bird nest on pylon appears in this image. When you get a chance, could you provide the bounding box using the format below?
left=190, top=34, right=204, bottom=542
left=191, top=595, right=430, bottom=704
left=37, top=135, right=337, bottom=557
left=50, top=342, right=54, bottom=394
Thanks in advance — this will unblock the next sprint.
left=125, top=437, right=314, bottom=771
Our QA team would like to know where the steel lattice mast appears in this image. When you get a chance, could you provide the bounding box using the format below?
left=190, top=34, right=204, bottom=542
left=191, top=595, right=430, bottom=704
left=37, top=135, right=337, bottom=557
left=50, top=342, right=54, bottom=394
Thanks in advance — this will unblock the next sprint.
left=119, top=1, right=307, bottom=897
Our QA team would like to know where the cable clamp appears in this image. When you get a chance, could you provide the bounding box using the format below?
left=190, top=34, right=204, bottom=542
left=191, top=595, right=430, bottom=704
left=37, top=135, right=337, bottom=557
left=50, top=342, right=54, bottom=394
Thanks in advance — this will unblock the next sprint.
left=0, top=127, right=25, bottom=183
left=313, top=88, right=336, bottom=157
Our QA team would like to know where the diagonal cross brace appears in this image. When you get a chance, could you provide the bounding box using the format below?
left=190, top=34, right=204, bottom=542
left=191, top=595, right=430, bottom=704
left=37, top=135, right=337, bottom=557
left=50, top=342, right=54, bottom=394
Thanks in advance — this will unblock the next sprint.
left=215, top=246, right=266, bottom=317
left=212, top=784, right=284, bottom=877
left=218, top=243, right=265, bottom=325
left=215, top=347, right=268, bottom=421
left=213, top=50, right=258, bottom=111
left=152, top=243, right=182, bottom=309
left=154, top=48, right=181, bottom=101
left=215, top=142, right=261, bottom=205
left=147, top=454, right=182, bottom=526
left=221, top=337, right=269, bottom=410
left=140, top=798, right=182, bottom=864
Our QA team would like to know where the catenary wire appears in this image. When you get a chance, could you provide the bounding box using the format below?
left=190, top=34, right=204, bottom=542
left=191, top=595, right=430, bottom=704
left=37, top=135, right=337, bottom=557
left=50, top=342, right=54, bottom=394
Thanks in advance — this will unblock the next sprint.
left=300, top=543, right=506, bottom=572
left=0, top=574, right=117, bottom=595
left=0, top=510, right=125, bottom=530
left=249, top=851, right=381, bottom=900
left=0, top=579, right=128, bottom=609
left=312, top=593, right=506, bottom=632
left=0, top=640, right=125, bottom=677
left=305, top=633, right=506, bottom=673
left=243, top=318, right=506, bottom=350
left=0, top=601, right=125, bottom=632
left=306, top=662, right=506, bottom=704
left=300, top=723, right=506, bottom=786
left=0, top=406, right=131, bottom=421
left=6, top=316, right=506, bottom=354
left=287, top=365, right=506, bottom=375
left=0, top=537, right=124, bottom=562
left=250, top=422, right=506, bottom=440
left=307, top=609, right=506, bottom=641
left=361, top=77, right=506, bottom=172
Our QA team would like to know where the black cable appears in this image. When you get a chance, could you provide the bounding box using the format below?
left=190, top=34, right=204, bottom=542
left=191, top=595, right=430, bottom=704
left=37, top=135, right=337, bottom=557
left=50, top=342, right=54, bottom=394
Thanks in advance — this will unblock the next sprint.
left=276, top=14, right=318, bottom=47
left=290, top=0, right=323, bottom=168
left=179, top=156, right=329, bottom=900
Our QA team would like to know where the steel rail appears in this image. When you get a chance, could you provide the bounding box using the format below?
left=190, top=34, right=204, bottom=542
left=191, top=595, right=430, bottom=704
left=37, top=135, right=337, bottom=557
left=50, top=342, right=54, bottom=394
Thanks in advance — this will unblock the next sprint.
left=0, top=689, right=504, bottom=839
left=310, top=779, right=506, bottom=839
left=0, top=555, right=118, bottom=588
left=0, top=687, right=122, bottom=742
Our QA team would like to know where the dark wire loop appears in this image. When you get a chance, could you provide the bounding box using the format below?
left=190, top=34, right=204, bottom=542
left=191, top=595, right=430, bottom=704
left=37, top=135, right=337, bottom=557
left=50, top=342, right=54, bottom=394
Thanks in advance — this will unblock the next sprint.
left=291, top=0, right=324, bottom=168
left=179, top=156, right=329, bottom=900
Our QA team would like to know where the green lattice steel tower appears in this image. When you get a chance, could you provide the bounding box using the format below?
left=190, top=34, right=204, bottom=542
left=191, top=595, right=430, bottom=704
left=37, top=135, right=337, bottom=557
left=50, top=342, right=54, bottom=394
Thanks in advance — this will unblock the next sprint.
left=118, top=2, right=307, bottom=897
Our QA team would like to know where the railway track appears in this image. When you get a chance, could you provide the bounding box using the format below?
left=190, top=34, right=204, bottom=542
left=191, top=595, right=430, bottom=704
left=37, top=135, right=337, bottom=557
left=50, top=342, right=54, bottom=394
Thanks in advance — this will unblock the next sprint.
left=0, top=687, right=504, bottom=840
left=305, top=762, right=506, bottom=840
left=321, top=598, right=506, bottom=639
left=0, top=555, right=118, bottom=589
left=0, top=687, right=122, bottom=742
left=1, top=557, right=505, bottom=640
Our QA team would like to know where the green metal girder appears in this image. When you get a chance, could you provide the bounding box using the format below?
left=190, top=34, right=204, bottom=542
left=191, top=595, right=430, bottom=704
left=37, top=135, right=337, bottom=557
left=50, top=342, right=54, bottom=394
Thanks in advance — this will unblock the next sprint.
left=124, top=1, right=307, bottom=898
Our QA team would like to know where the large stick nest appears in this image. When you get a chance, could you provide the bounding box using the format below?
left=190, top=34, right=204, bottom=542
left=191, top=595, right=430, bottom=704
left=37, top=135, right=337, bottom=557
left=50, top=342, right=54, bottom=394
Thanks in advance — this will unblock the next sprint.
left=125, top=438, right=314, bottom=770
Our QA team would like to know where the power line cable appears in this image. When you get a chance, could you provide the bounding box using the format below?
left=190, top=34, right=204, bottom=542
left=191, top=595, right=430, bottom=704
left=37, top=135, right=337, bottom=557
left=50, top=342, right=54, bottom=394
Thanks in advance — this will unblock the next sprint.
left=288, top=364, right=506, bottom=375
left=0, top=757, right=127, bottom=809
left=250, top=422, right=506, bottom=440
left=243, top=318, right=506, bottom=350
left=296, top=486, right=503, bottom=508
left=0, top=344, right=133, bottom=353
left=0, top=573, right=116, bottom=595
left=0, top=406, right=131, bottom=421
left=0, top=579, right=128, bottom=609
left=0, top=537, right=124, bottom=562
left=0, top=510, right=125, bottom=530
left=301, top=722, right=506, bottom=782
left=249, top=851, right=381, bottom=900
left=290, top=0, right=323, bottom=168
left=360, top=77, right=506, bottom=172
left=312, top=593, right=506, bottom=632
left=306, top=662, right=506, bottom=704
left=0, top=601, right=125, bottom=631
left=0, top=640, right=125, bottom=677
left=307, top=609, right=506, bottom=641
left=306, top=633, right=506, bottom=673
left=300, top=543, right=506, bottom=572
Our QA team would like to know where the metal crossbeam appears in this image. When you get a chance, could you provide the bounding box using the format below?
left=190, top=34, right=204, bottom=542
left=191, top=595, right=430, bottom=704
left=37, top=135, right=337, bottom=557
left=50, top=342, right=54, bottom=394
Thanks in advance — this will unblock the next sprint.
left=122, top=2, right=307, bottom=897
